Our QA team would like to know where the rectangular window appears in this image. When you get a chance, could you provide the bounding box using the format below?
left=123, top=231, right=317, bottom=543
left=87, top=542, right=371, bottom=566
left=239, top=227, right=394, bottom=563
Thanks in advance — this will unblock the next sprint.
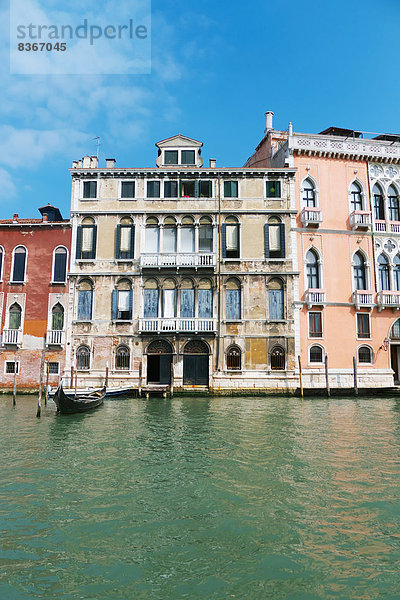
left=163, top=227, right=177, bottom=253
left=199, top=226, right=213, bottom=253
left=180, top=289, right=195, bottom=318
left=121, top=181, right=135, bottom=198
left=269, top=289, right=284, bottom=320
left=181, top=180, right=196, bottom=197
left=198, top=289, right=213, bottom=318
left=164, top=181, right=178, bottom=198
left=77, top=290, right=93, bottom=320
left=48, top=362, right=59, bottom=374
left=181, top=227, right=195, bottom=252
left=224, top=224, right=239, bottom=258
left=83, top=181, right=97, bottom=199
left=12, top=251, right=26, bottom=282
left=266, top=181, right=281, bottom=198
left=224, top=181, right=238, bottom=198
left=145, top=227, right=159, bottom=253
left=144, top=289, right=159, bottom=318
left=118, top=290, right=132, bottom=320
left=162, top=289, right=176, bottom=318
left=116, top=225, right=134, bottom=259
left=164, top=150, right=178, bottom=165
left=199, top=181, right=212, bottom=198
left=6, top=361, right=19, bottom=374
left=147, top=181, right=160, bottom=198
left=226, top=289, right=241, bottom=320
left=309, top=312, right=322, bottom=337
left=181, top=150, right=195, bottom=165
left=357, top=313, right=370, bottom=339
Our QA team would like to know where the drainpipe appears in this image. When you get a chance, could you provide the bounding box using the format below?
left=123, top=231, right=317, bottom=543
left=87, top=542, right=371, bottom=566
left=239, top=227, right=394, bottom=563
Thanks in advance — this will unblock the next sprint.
left=216, top=172, right=222, bottom=373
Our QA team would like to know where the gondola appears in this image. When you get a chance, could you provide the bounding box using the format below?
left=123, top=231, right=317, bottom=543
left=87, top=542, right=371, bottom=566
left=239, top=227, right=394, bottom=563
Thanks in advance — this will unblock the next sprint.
left=53, top=384, right=106, bottom=414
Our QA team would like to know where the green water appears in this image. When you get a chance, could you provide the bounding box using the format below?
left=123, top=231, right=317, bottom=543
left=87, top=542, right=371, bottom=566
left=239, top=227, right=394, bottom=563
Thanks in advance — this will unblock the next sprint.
left=0, top=396, right=399, bottom=600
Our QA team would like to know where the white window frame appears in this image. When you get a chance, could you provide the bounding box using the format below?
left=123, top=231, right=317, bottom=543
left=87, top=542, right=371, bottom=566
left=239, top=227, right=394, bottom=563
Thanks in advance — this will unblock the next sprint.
left=356, top=312, right=371, bottom=341
left=308, top=310, right=324, bottom=339
left=0, top=245, right=4, bottom=282
left=51, top=246, right=69, bottom=284
left=5, top=361, right=20, bottom=374
left=10, top=245, right=28, bottom=284
left=48, top=362, right=60, bottom=375
left=300, top=175, right=320, bottom=208
left=81, top=180, right=98, bottom=200
left=308, top=343, right=325, bottom=366
left=118, top=179, right=137, bottom=200
left=348, top=179, right=366, bottom=214
left=357, top=344, right=374, bottom=366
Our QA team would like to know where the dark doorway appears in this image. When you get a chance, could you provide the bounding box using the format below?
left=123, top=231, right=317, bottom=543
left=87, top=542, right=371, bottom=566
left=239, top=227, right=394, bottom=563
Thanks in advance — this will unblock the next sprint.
left=391, top=345, right=400, bottom=383
left=146, top=340, right=173, bottom=385
left=183, top=340, right=209, bottom=386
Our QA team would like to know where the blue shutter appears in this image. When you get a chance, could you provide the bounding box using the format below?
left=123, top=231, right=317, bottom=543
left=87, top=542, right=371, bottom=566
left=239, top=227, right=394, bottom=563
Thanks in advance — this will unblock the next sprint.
left=115, top=225, right=121, bottom=259
left=198, top=289, right=212, bottom=318
left=279, top=224, right=285, bottom=258
left=226, top=289, right=240, bottom=320
left=194, top=180, right=199, bottom=198
left=130, top=225, right=135, bottom=259
left=264, top=223, right=269, bottom=258
left=180, top=289, right=195, bottom=317
left=111, top=290, right=118, bottom=319
left=78, top=290, right=93, bottom=320
left=221, top=224, right=227, bottom=258
left=269, top=289, right=284, bottom=320
left=129, top=289, right=133, bottom=319
left=76, top=226, right=82, bottom=259
left=144, top=289, right=159, bottom=317
left=91, top=225, right=97, bottom=259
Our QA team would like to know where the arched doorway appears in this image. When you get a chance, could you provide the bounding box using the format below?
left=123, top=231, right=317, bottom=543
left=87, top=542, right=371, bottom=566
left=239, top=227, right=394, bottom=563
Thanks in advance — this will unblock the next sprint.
left=390, top=319, right=400, bottom=383
left=146, top=340, right=173, bottom=385
left=183, top=339, right=209, bottom=386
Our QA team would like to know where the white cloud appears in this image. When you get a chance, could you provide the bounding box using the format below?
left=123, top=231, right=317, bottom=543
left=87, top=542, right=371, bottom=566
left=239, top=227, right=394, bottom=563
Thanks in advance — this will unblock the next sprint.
left=0, top=168, right=17, bottom=201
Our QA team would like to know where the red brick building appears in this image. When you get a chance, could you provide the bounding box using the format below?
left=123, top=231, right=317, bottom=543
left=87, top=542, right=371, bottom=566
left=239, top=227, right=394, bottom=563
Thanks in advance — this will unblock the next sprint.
left=0, top=206, right=71, bottom=391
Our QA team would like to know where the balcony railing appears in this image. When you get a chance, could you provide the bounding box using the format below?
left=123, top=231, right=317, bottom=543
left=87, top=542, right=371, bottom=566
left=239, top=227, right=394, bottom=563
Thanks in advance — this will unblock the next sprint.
left=300, top=207, right=322, bottom=227
left=353, top=290, right=375, bottom=309
left=140, top=253, right=216, bottom=269
left=305, top=289, right=326, bottom=308
left=2, top=329, right=22, bottom=346
left=375, top=220, right=387, bottom=232
left=349, top=211, right=372, bottom=230
left=139, top=318, right=216, bottom=333
left=46, top=330, right=65, bottom=346
left=390, top=221, right=400, bottom=233
left=377, top=291, right=400, bottom=310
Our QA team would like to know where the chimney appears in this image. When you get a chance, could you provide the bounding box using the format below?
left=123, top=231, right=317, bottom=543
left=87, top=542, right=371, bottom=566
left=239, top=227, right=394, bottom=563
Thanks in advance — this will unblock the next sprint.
left=288, top=122, right=293, bottom=136
left=90, top=156, right=98, bottom=169
left=106, top=158, right=116, bottom=168
left=265, top=111, right=274, bottom=132
left=72, top=160, right=78, bottom=168
left=13, top=213, right=19, bottom=222
left=42, top=213, right=48, bottom=222
left=209, top=158, right=216, bottom=168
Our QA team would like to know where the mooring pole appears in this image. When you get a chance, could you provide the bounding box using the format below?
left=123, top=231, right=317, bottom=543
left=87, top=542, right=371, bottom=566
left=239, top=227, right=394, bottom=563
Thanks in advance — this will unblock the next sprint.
left=298, top=355, right=304, bottom=399
left=325, top=354, right=330, bottom=398
left=170, top=360, right=174, bottom=399
left=105, top=362, right=109, bottom=388
left=12, top=353, right=18, bottom=407
left=353, top=356, right=358, bottom=397
left=44, top=361, right=49, bottom=406
left=37, top=348, right=46, bottom=418
left=138, top=362, right=142, bottom=398
left=70, top=365, right=74, bottom=388
left=74, top=368, right=78, bottom=398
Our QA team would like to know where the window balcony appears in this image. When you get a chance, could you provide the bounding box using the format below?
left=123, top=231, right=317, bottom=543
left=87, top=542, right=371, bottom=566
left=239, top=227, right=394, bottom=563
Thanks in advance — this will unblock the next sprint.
left=377, top=291, right=400, bottom=311
left=305, top=289, right=326, bottom=308
left=353, top=290, right=375, bottom=310
left=140, top=253, right=216, bottom=269
left=46, top=330, right=65, bottom=346
left=349, top=211, right=372, bottom=231
left=390, top=221, right=400, bottom=233
left=2, top=329, right=22, bottom=346
left=300, top=207, right=322, bottom=227
left=374, top=220, right=387, bottom=232
left=139, top=318, right=216, bottom=333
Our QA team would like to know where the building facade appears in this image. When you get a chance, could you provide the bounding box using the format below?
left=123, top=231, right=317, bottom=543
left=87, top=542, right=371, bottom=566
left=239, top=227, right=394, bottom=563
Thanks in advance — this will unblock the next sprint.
left=246, top=113, right=400, bottom=389
left=67, top=136, right=299, bottom=392
left=0, top=206, right=70, bottom=391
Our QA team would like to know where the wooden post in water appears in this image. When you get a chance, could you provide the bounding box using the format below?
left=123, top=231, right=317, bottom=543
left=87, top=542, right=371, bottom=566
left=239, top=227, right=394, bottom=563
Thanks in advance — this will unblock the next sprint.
left=105, top=362, right=109, bottom=388
left=325, top=354, right=330, bottom=398
left=138, top=362, right=142, bottom=398
left=12, top=353, right=18, bottom=407
left=298, top=355, right=304, bottom=399
left=74, top=368, right=78, bottom=398
left=70, top=365, right=74, bottom=389
left=37, top=348, right=46, bottom=418
left=170, top=360, right=174, bottom=399
left=44, top=361, right=49, bottom=406
left=353, top=356, right=358, bottom=397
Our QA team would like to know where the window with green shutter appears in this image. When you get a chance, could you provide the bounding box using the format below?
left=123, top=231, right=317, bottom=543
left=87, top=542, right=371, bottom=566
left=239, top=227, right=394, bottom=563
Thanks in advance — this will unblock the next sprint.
left=266, top=181, right=281, bottom=198
left=224, top=181, right=238, bottom=198
left=121, top=181, right=135, bottom=199
left=83, top=181, right=97, bottom=198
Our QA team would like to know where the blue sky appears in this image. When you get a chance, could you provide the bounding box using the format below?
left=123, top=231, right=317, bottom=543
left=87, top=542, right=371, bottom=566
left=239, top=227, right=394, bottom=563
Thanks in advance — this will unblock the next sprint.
left=1, top=0, right=399, bottom=218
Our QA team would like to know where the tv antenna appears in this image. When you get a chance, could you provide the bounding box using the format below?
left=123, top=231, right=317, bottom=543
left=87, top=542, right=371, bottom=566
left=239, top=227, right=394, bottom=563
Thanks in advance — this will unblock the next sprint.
left=93, top=136, right=101, bottom=159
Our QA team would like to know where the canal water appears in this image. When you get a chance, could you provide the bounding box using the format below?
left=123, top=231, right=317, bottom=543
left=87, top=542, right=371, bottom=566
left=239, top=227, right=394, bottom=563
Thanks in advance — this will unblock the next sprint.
left=0, top=396, right=399, bottom=600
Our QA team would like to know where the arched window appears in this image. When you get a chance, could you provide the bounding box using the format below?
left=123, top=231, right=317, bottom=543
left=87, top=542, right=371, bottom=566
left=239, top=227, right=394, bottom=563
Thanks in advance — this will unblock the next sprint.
left=115, top=345, right=130, bottom=370
left=12, top=246, right=27, bottom=282
left=143, top=279, right=159, bottom=318
left=271, top=346, right=285, bottom=370
left=77, top=279, right=93, bottom=321
left=373, top=184, right=385, bottom=221
left=268, top=278, right=284, bottom=320
left=0, top=246, right=4, bottom=281
left=9, top=303, right=22, bottom=330
left=310, top=345, right=323, bottom=363
left=353, top=252, right=367, bottom=291
left=112, top=279, right=133, bottom=321
left=394, top=255, right=400, bottom=291
left=116, top=217, right=134, bottom=259
left=76, top=217, right=96, bottom=260
left=222, top=216, right=240, bottom=258
left=388, top=185, right=399, bottom=222
left=51, top=303, right=64, bottom=330
left=227, top=345, right=241, bottom=370
left=76, top=346, right=90, bottom=370
left=265, top=217, right=285, bottom=259
left=391, top=318, right=400, bottom=340
left=180, top=278, right=195, bottom=318
left=162, top=279, right=176, bottom=318
left=306, top=249, right=320, bottom=289
left=226, top=278, right=241, bottom=320
left=181, top=216, right=195, bottom=253
left=378, top=254, right=390, bottom=291
left=198, top=278, right=213, bottom=318
left=199, top=216, right=213, bottom=253
left=145, top=217, right=159, bottom=253
left=350, top=182, right=363, bottom=212
left=163, top=217, right=177, bottom=253
left=358, top=345, right=373, bottom=364
left=302, top=179, right=316, bottom=208
left=53, top=247, right=68, bottom=282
